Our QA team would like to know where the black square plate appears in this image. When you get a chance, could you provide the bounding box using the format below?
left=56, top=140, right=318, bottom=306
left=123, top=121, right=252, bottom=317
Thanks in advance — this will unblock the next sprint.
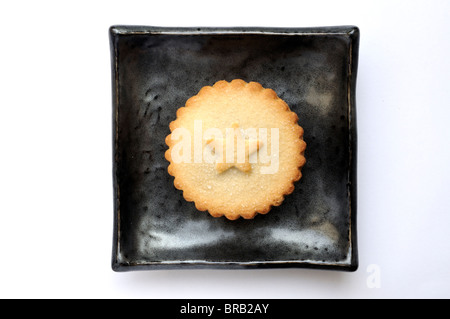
left=110, top=25, right=359, bottom=271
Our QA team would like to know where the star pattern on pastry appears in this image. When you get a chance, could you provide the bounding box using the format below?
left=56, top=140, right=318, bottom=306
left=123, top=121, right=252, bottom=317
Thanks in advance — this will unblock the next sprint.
left=205, top=122, right=262, bottom=173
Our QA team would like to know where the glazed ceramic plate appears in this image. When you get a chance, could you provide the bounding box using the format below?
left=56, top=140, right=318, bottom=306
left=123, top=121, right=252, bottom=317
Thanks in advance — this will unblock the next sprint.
left=110, top=25, right=359, bottom=271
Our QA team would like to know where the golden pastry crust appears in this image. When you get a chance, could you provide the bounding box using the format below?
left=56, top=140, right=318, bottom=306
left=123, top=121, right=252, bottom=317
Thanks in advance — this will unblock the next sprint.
left=165, top=79, right=306, bottom=220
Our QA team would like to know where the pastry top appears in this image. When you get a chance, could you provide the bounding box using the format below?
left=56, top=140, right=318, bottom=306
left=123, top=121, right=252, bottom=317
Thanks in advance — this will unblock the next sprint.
left=165, top=79, right=306, bottom=220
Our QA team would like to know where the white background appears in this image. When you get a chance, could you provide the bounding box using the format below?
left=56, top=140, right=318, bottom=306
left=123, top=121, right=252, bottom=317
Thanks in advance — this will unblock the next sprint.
left=1, top=0, right=449, bottom=299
